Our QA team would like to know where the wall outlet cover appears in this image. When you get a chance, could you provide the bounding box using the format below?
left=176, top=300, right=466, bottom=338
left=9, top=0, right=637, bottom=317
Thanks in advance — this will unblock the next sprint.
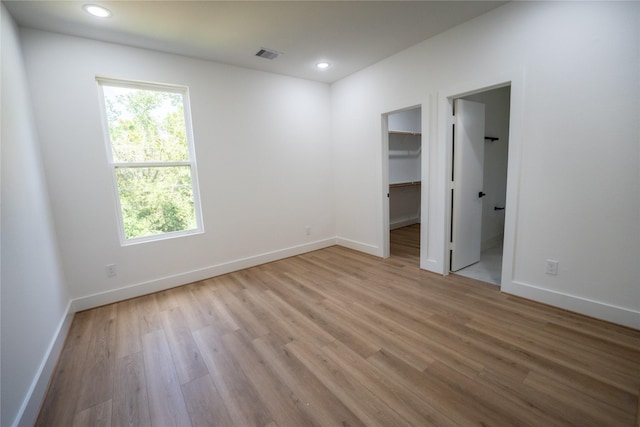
left=545, top=259, right=558, bottom=276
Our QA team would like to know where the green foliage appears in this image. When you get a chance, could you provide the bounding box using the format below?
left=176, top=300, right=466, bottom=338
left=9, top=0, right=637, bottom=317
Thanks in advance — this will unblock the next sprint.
left=105, top=87, right=189, bottom=163
left=103, top=86, right=197, bottom=239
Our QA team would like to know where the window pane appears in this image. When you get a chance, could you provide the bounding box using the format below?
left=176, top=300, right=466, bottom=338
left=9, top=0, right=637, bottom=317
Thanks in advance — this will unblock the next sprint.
left=103, top=86, right=189, bottom=162
left=115, top=166, right=196, bottom=239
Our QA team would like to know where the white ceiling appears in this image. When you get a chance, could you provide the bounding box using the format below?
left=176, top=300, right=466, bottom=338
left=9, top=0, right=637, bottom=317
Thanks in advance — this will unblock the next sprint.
left=3, top=1, right=506, bottom=83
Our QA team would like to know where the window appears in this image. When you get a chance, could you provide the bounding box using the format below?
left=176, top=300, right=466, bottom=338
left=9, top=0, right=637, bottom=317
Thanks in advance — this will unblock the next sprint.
left=97, top=78, right=203, bottom=244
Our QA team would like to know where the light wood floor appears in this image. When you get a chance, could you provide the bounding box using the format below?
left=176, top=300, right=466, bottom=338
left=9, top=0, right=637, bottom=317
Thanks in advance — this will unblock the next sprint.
left=37, top=224, right=640, bottom=426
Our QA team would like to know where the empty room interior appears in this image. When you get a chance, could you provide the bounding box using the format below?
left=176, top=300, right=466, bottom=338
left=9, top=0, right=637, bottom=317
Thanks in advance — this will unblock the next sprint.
left=2, top=1, right=639, bottom=426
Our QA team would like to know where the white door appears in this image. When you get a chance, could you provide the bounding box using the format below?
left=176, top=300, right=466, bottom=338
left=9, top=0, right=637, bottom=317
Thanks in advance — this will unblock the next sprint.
left=451, top=99, right=485, bottom=271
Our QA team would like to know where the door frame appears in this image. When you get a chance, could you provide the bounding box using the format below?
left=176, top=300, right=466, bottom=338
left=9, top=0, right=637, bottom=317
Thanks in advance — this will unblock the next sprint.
left=381, top=113, right=391, bottom=259
left=438, top=71, right=524, bottom=289
left=381, top=105, right=423, bottom=260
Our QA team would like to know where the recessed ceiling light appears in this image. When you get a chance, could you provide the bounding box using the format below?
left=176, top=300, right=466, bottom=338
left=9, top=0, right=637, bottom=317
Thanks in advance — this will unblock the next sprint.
left=83, top=4, right=111, bottom=18
left=316, top=62, right=330, bottom=70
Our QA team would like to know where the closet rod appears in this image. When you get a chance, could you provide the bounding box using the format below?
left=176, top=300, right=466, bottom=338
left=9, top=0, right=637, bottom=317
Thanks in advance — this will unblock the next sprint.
left=389, top=130, right=421, bottom=136
left=389, top=181, right=421, bottom=188
left=485, top=136, right=499, bottom=142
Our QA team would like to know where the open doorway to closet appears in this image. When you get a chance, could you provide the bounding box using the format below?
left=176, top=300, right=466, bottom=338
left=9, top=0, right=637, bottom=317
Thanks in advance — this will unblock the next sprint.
left=385, top=107, right=422, bottom=263
left=450, top=86, right=510, bottom=285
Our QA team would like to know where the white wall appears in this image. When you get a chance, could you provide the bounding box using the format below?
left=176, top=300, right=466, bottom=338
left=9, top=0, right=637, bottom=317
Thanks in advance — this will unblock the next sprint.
left=19, top=29, right=334, bottom=309
left=332, top=1, right=640, bottom=327
left=1, top=6, right=72, bottom=426
left=463, top=87, right=510, bottom=250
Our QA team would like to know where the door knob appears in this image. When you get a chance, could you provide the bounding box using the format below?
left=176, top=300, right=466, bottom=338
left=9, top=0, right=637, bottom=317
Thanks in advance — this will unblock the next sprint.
left=478, top=192, right=486, bottom=198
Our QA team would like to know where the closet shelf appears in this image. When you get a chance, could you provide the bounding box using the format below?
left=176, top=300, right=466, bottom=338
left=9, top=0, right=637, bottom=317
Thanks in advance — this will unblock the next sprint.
left=389, top=147, right=422, bottom=158
left=389, top=181, right=421, bottom=188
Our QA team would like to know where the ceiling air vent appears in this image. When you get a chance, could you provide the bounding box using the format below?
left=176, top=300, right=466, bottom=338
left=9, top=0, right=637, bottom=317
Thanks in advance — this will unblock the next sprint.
left=255, top=48, right=282, bottom=60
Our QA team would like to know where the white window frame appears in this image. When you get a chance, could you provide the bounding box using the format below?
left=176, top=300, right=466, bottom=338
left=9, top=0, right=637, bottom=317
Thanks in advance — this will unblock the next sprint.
left=96, top=77, right=204, bottom=245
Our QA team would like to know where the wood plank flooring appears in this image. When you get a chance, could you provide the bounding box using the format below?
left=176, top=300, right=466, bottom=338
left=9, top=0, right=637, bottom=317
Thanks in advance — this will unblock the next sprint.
left=37, top=224, right=640, bottom=426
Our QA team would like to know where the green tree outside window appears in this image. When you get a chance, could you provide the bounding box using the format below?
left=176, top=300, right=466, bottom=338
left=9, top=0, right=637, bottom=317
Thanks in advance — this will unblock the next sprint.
left=100, top=82, right=201, bottom=241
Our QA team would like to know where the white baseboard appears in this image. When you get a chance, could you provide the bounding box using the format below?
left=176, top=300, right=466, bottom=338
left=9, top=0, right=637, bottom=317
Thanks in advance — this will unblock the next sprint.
left=503, top=280, right=640, bottom=330
left=335, top=237, right=381, bottom=257
left=16, top=300, right=74, bottom=427
left=390, top=217, right=420, bottom=230
left=72, top=238, right=338, bottom=312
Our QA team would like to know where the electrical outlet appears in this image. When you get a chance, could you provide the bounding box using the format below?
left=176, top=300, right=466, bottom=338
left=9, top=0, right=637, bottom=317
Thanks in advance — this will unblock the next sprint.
left=545, top=259, right=558, bottom=276
left=305, top=225, right=311, bottom=236
left=106, top=264, right=117, bottom=278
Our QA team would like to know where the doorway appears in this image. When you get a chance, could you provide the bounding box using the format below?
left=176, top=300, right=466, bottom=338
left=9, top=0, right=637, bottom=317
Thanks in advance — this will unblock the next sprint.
left=450, top=86, right=511, bottom=285
left=384, top=107, right=422, bottom=262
